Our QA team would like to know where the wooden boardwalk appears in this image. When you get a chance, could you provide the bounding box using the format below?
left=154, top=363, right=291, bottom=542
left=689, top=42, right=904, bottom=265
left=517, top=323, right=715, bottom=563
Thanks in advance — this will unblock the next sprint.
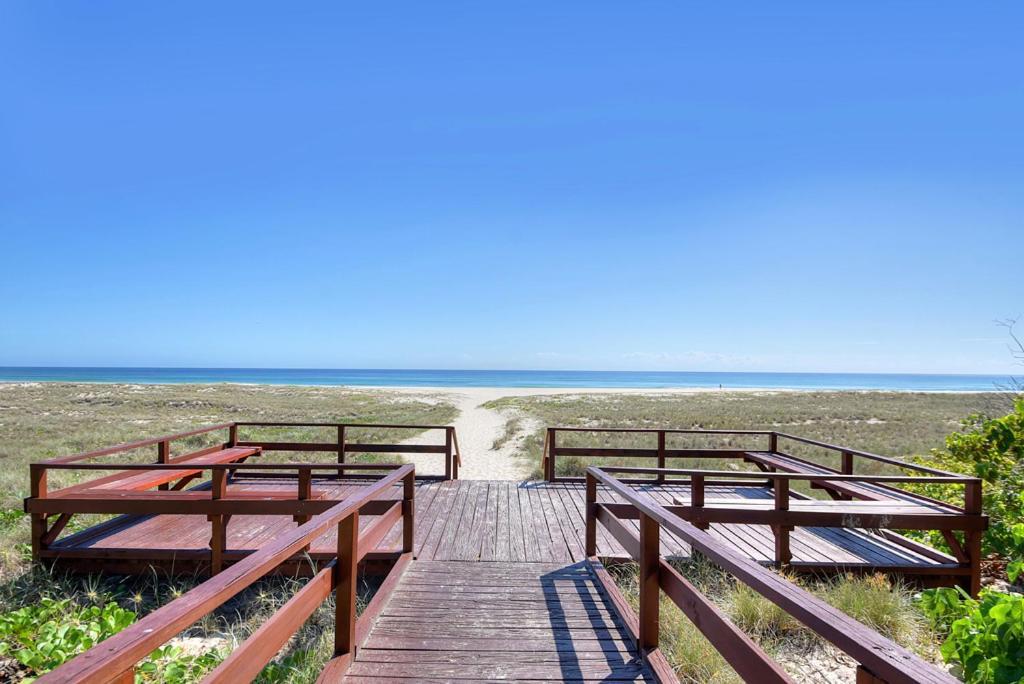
left=48, top=479, right=955, bottom=575
left=28, top=423, right=970, bottom=683
left=346, top=561, right=654, bottom=682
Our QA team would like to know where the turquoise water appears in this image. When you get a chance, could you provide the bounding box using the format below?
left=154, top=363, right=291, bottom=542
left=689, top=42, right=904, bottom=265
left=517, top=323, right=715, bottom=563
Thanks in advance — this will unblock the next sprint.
left=0, top=367, right=1012, bottom=391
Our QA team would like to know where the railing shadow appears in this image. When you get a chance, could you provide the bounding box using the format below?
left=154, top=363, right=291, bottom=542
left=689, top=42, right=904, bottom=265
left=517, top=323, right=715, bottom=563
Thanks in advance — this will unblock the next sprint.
left=540, top=561, right=642, bottom=682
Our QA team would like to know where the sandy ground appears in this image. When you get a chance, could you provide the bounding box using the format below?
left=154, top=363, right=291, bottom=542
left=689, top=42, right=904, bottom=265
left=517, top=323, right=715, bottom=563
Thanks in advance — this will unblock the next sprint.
left=387, top=386, right=779, bottom=480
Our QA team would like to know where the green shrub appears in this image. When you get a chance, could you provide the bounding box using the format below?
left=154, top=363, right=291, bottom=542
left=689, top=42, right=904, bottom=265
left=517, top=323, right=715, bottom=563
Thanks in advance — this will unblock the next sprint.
left=0, top=598, right=135, bottom=674
left=918, top=587, right=1024, bottom=684
left=907, top=397, right=1024, bottom=558
left=0, top=597, right=224, bottom=681
left=917, top=512, right=1024, bottom=684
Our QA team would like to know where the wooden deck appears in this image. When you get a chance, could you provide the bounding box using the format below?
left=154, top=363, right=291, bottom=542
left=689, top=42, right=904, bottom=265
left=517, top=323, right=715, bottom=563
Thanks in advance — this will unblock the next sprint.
left=29, top=423, right=969, bottom=683
left=47, top=479, right=957, bottom=575
left=346, top=560, right=654, bottom=682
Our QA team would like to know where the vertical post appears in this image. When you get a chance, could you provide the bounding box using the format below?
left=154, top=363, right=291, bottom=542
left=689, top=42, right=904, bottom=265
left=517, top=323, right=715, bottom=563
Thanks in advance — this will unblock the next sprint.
left=691, top=473, right=706, bottom=529
left=30, top=465, right=48, bottom=558
left=768, top=432, right=778, bottom=453
left=157, top=440, right=170, bottom=490
left=638, top=512, right=660, bottom=652
left=451, top=428, right=459, bottom=480
left=964, top=480, right=983, bottom=597
left=444, top=427, right=453, bottom=481
left=773, top=476, right=791, bottom=567
left=656, top=430, right=666, bottom=484
left=585, top=471, right=597, bottom=556
left=209, top=469, right=228, bottom=574
left=335, top=511, right=359, bottom=658
left=403, top=469, right=415, bottom=554
left=338, top=425, right=346, bottom=465
left=112, top=666, right=136, bottom=684
left=228, top=424, right=238, bottom=447
left=546, top=428, right=557, bottom=482
left=855, top=666, right=886, bottom=684
left=841, top=450, right=853, bottom=475
left=296, top=468, right=312, bottom=525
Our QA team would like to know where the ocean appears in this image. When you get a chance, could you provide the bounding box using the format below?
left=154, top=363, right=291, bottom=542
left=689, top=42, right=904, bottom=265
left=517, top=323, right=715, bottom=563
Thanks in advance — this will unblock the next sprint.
left=0, top=367, right=1012, bottom=391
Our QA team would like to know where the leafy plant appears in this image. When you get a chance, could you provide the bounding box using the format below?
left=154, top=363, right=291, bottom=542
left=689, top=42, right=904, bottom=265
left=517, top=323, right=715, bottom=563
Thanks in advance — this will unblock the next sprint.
left=0, top=597, right=223, bottom=682
left=0, top=598, right=135, bottom=675
left=907, top=398, right=1024, bottom=558
left=918, top=587, right=1024, bottom=684
left=137, top=644, right=223, bottom=683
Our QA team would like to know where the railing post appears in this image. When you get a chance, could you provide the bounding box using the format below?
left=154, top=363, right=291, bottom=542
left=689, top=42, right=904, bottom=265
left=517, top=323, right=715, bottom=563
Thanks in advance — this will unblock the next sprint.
left=546, top=428, right=557, bottom=482
left=444, top=427, right=453, bottom=481
left=656, top=430, right=666, bottom=484
left=29, top=465, right=48, bottom=558
left=208, top=469, right=228, bottom=574
left=338, top=425, right=346, bottom=465
left=157, top=440, right=170, bottom=490
left=840, top=450, right=854, bottom=500
left=585, top=471, right=597, bottom=556
left=773, top=476, right=791, bottom=567
left=768, top=431, right=778, bottom=453
left=295, top=468, right=312, bottom=526
left=964, top=480, right=983, bottom=597
left=855, top=665, right=887, bottom=683
left=228, top=424, right=238, bottom=447
left=335, top=511, right=359, bottom=659
left=638, top=512, right=660, bottom=652
left=403, top=470, right=415, bottom=555
left=691, top=473, right=707, bottom=530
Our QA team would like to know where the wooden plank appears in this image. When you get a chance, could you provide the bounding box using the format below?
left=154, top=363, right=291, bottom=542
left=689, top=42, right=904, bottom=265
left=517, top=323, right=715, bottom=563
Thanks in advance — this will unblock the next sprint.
left=205, top=564, right=334, bottom=682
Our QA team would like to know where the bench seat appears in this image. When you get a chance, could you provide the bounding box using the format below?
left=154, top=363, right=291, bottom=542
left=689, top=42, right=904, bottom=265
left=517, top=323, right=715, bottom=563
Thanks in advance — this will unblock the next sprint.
left=91, top=447, right=261, bottom=492
left=743, top=451, right=929, bottom=504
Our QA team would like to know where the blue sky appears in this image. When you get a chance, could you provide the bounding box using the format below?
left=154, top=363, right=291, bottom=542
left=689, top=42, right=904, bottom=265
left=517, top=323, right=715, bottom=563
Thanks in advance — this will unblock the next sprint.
left=1, top=3, right=1022, bottom=373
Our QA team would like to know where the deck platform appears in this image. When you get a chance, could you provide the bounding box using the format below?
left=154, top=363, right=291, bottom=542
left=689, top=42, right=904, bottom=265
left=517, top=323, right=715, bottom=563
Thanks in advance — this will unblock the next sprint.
left=46, top=479, right=958, bottom=577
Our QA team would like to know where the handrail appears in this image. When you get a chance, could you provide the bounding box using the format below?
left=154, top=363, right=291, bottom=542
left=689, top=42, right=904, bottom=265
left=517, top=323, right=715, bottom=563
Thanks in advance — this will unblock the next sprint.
left=773, top=432, right=962, bottom=477
left=585, top=466, right=958, bottom=684
left=594, top=465, right=980, bottom=485
left=542, top=426, right=967, bottom=488
left=551, top=426, right=775, bottom=435
left=36, top=464, right=415, bottom=684
left=41, top=423, right=234, bottom=465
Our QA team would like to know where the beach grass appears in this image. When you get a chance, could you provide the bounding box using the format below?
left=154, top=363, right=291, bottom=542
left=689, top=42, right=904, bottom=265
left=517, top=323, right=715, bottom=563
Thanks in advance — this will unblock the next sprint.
left=484, top=390, right=1008, bottom=479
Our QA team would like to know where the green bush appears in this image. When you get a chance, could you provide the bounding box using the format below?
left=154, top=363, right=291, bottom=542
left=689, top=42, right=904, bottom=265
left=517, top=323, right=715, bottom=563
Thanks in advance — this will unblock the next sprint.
left=917, top=508, right=1024, bottom=683
left=0, top=597, right=224, bottom=682
left=908, top=397, right=1024, bottom=557
left=0, top=598, right=135, bottom=674
left=918, top=587, right=1024, bottom=684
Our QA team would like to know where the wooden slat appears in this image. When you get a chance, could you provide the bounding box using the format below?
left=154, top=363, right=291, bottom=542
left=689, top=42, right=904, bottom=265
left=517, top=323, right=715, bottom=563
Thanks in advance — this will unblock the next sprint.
left=205, top=564, right=335, bottom=682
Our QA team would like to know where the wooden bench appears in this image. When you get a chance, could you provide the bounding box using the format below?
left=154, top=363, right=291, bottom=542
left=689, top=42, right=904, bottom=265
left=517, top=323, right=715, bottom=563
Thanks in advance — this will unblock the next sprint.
left=743, top=451, right=918, bottom=503
left=91, top=447, right=261, bottom=492
left=667, top=495, right=978, bottom=529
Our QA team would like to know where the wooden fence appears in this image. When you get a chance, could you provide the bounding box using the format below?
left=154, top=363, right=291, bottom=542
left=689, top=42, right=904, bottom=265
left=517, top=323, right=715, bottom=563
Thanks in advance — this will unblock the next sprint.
left=35, top=464, right=415, bottom=684
left=585, top=466, right=958, bottom=684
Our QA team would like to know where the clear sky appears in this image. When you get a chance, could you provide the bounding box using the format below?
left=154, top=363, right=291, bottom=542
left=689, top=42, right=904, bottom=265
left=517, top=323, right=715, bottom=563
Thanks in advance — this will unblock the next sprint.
left=1, top=3, right=1022, bottom=374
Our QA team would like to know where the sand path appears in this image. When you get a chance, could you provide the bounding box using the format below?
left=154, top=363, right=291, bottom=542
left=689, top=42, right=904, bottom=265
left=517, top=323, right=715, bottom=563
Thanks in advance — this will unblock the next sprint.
left=386, top=386, right=750, bottom=480
left=395, top=388, right=536, bottom=480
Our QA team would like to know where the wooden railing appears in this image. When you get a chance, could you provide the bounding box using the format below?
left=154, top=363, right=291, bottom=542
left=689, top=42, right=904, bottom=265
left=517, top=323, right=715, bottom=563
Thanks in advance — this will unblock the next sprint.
left=36, top=464, right=415, bottom=684
left=233, top=422, right=461, bottom=480
left=33, top=421, right=459, bottom=479
left=544, top=426, right=968, bottom=483
left=585, top=466, right=958, bottom=684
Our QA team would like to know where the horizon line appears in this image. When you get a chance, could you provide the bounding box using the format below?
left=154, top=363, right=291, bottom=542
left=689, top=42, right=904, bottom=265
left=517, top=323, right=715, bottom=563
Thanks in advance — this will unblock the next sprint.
left=0, top=365, right=1014, bottom=378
